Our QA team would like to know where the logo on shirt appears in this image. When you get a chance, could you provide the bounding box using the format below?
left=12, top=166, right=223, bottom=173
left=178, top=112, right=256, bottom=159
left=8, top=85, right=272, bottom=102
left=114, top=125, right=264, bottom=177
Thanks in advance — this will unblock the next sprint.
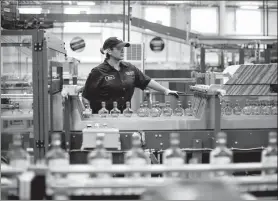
left=125, top=71, right=135, bottom=76
left=105, top=75, right=115, bottom=81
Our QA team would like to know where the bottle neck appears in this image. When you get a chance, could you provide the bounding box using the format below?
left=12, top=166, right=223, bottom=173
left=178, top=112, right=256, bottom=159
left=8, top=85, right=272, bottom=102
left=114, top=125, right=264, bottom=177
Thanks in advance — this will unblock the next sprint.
left=51, top=140, right=61, bottom=148
left=132, top=140, right=141, bottom=149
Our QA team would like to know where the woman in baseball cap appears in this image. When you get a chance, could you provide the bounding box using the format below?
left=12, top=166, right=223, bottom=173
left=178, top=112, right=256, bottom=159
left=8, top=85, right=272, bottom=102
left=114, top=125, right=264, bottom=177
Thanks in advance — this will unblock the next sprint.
left=63, top=37, right=182, bottom=113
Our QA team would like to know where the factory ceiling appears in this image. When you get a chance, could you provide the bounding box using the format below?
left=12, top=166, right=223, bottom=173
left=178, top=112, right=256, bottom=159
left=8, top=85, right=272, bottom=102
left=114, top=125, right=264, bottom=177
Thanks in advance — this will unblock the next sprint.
left=6, top=0, right=278, bottom=9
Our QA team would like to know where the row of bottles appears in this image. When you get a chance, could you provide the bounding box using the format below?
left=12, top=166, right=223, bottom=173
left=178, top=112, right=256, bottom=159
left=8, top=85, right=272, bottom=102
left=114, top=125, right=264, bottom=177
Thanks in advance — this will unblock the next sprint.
left=84, top=101, right=194, bottom=118
left=6, top=131, right=277, bottom=178
left=221, top=99, right=277, bottom=116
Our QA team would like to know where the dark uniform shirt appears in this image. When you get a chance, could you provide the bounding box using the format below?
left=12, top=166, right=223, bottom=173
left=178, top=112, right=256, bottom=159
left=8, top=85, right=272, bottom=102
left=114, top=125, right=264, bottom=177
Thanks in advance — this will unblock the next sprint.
left=82, top=59, right=151, bottom=113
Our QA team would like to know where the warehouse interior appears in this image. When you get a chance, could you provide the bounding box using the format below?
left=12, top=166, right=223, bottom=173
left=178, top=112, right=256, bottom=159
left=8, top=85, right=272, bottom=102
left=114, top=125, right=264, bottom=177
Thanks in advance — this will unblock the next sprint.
left=1, top=0, right=277, bottom=200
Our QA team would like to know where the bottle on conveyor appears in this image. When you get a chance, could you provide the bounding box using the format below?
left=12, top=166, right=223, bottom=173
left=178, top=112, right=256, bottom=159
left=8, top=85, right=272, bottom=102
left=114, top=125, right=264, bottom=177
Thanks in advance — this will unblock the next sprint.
left=150, top=101, right=159, bottom=117
left=123, top=101, right=133, bottom=117
left=261, top=131, right=277, bottom=175
left=7, top=134, right=30, bottom=170
left=87, top=133, right=112, bottom=178
left=125, top=132, right=150, bottom=178
left=143, top=101, right=150, bottom=117
left=185, top=101, right=193, bottom=116
left=110, top=101, right=121, bottom=118
left=83, top=103, right=92, bottom=118
left=233, top=100, right=242, bottom=115
left=163, top=133, right=185, bottom=178
left=162, top=101, right=173, bottom=117
left=174, top=101, right=184, bottom=116
left=209, top=132, right=233, bottom=177
left=98, top=101, right=109, bottom=118
left=137, top=103, right=145, bottom=117
left=45, top=133, right=69, bottom=168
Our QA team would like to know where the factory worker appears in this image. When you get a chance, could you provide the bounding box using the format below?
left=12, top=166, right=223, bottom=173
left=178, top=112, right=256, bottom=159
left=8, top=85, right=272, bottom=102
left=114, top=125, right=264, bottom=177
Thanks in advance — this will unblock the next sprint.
left=65, top=37, right=181, bottom=113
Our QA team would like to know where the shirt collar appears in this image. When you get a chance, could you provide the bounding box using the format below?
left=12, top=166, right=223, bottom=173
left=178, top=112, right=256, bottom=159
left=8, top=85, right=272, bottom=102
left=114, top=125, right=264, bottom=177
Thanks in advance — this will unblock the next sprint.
left=104, top=59, right=127, bottom=71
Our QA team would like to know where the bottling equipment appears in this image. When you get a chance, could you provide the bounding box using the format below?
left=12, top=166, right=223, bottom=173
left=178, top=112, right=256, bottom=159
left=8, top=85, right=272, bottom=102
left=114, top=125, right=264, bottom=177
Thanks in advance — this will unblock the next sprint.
left=1, top=29, right=67, bottom=161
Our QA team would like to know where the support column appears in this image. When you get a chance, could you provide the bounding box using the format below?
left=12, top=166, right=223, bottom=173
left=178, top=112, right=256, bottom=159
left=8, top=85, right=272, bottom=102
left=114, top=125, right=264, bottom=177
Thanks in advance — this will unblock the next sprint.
left=239, top=49, right=245, bottom=64
left=218, top=1, right=226, bottom=69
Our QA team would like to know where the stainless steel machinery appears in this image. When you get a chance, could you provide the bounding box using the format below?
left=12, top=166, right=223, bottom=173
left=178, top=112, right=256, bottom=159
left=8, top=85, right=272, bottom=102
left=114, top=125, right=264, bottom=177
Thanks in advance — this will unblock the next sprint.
left=1, top=29, right=67, bottom=161
left=62, top=64, right=277, bottom=164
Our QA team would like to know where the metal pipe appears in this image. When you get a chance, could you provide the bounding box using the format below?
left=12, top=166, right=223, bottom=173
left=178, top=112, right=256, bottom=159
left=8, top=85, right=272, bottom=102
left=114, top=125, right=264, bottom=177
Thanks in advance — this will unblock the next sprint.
left=2, top=163, right=276, bottom=175
left=263, top=0, right=265, bottom=36
left=127, top=0, right=131, bottom=41
left=123, top=0, right=126, bottom=40
left=266, top=0, right=269, bottom=36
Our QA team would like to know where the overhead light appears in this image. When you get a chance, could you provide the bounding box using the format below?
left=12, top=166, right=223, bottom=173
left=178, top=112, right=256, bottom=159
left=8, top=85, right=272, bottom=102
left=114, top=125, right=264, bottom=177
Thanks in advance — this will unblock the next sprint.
left=18, top=7, right=42, bottom=14
left=64, top=7, right=91, bottom=14
left=165, top=1, right=190, bottom=3
left=240, top=6, right=259, bottom=9
left=77, top=1, right=95, bottom=6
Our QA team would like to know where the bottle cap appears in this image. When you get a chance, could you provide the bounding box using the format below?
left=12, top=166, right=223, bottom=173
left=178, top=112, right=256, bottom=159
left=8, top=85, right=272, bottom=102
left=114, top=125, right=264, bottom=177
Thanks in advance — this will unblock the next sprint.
left=217, top=132, right=227, bottom=140
left=51, top=133, right=61, bottom=141
left=132, top=132, right=142, bottom=146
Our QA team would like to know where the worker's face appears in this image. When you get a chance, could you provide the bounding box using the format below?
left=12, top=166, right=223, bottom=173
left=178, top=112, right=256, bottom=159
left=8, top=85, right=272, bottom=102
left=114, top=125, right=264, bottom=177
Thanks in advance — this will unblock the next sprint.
left=109, top=46, right=124, bottom=61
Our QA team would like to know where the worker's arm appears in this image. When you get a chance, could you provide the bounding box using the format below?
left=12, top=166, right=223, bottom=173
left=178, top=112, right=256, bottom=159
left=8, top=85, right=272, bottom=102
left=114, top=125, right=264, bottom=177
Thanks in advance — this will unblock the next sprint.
left=133, top=66, right=180, bottom=98
left=147, top=80, right=180, bottom=99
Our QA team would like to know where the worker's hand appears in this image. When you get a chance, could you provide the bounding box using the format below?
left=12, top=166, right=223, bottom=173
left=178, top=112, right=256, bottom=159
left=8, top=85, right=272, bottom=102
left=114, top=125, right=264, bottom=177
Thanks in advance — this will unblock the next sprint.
left=164, top=89, right=181, bottom=99
left=61, top=88, right=69, bottom=99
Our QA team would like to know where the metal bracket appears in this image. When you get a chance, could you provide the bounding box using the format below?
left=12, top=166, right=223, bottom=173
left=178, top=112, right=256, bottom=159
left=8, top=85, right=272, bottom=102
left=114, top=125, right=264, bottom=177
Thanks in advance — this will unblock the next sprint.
left=36, top=140, right=45, bottom=148
left=34, top=42, right=43, bottom=51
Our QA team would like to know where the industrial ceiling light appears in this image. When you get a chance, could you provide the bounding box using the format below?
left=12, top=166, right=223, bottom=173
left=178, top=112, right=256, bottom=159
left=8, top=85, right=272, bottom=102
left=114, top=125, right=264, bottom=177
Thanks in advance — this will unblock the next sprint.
left=77, top=1, right=96, bottom=6
left=165, top=1, right=190, bottom=3
left=240, top=6, right=259, bottom=9
left=18, top=7, right=42, bottom=14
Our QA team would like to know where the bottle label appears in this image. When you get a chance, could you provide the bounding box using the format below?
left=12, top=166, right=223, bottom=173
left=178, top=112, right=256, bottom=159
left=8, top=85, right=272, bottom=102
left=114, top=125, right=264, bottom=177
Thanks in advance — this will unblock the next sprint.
left=164, top=157, right=184, bottom=177
left=263, top=156, right=277, bottom=175
left=10, top=159, right=29, bottom=169
left=164, top=157, right=184, bottom=166
left=89, top=159, right=111, bottom=178
left=48, top=159, right=69, bottom=167
left=210, top=156, right=231, bottom=177
left=126, top=158, right=147, bottom=177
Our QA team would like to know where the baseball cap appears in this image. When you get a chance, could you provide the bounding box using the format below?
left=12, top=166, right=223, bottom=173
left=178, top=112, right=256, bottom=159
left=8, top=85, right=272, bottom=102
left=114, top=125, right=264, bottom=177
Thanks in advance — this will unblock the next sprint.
left=100, top=37, right=130, bottom=54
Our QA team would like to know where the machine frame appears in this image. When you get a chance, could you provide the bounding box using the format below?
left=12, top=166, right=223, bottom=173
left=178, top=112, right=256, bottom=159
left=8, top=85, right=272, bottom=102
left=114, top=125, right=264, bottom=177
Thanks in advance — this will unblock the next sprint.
left=1, top=29, right=66, bottom=161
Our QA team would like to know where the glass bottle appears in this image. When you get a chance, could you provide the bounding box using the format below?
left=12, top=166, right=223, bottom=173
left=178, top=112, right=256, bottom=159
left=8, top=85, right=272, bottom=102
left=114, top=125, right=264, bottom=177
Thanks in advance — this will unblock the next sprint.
left=233, top=100, right=242, bottom=115
left=143, top=101, right=150, bottom=117
left=162, top=101, right=173, bottom=117
left=254, top=101, right=261, bottom=115
left=185, top=101, right=193, bottom=116
left=98, top=102, right=109, bottom=118
left=261, top=132, right=277, bottom=175
left=224, top=101, right=233, bottom=116
left=242, top=99, right=251, bottom=115
left=163, top=133, right=185, bottom=178
left=125, top=132, right=150, bottom=177
left=210, top=132, right=233, bottom=177
left=110, top=101, right=121, bottom=118
left=7, top=134, right=30, bottom=170
left=45, top=133, right=69, bottom=167
left=150, top=102, right=159, bottom=117
left=271, top=100, right=277, bottom=115
left=87, top=133, right=112, bottom=178
left=137, top=103, right=145, bottom=117
left=156, top=101, right=162, bottom=117
left=261, top=101, right=269, bottom=115
left=174, top=101, right=184, bottom=116
left=123, top=101, right=133, bottom=117
left=83, top=103, right=92, bottom=118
